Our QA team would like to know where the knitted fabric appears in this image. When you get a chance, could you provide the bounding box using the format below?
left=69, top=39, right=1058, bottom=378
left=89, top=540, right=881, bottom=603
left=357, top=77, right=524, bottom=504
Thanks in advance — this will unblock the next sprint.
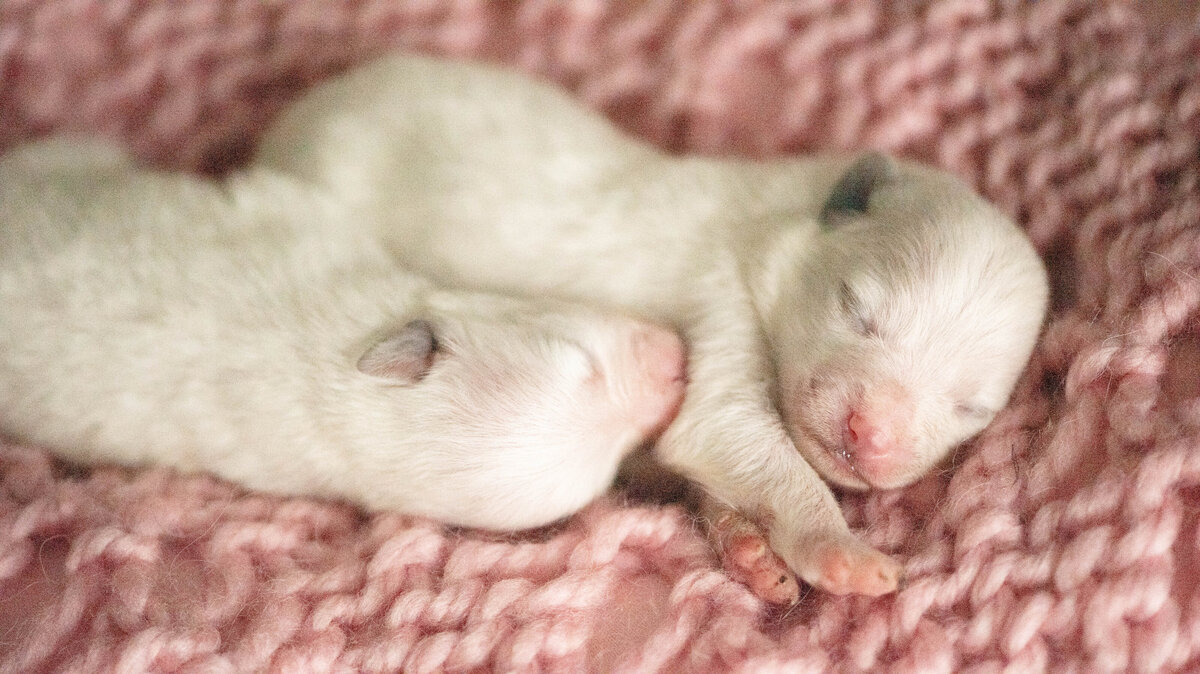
left=2, top=1, right=1198, bottom=671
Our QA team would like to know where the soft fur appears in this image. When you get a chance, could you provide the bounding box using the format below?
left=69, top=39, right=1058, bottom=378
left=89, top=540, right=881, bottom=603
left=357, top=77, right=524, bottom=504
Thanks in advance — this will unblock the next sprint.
left=254, top=55, right=1049, bottom=596
left=0, top=139, right=685, bottom=532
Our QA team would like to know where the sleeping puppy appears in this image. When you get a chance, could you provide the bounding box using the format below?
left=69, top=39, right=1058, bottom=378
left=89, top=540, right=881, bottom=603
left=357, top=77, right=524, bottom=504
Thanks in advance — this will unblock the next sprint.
left=0, top=140, right=686, bottom=532
left=255, top=55, right=1050, bottom=600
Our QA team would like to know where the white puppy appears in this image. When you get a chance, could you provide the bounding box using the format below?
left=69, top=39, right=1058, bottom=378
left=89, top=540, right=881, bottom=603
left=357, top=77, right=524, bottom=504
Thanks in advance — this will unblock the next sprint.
left=255, top=55, right=1050, bottom=599
left=0, top=140, right=686, bottom=531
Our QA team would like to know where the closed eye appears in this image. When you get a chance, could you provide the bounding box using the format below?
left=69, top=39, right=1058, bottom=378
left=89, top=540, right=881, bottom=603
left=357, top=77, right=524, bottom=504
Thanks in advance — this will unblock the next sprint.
left=954, top=402, right=993, bottom=421
left=839, top=281, right=878, bottom=338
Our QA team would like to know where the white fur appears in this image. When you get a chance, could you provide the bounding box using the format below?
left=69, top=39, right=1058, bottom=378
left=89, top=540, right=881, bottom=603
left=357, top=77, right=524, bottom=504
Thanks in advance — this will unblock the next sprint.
left=255, top=55, right=1051, bottom=593
left=0, top=139, right=685, bottom=531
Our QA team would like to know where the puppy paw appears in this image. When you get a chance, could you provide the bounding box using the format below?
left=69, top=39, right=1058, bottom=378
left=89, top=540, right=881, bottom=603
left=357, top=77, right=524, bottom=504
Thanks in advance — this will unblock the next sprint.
left=793, top=533, right=903, bottom=596
left=724, top=529, right=801, bottom=605
left=707, top=507, right=799, bottom=605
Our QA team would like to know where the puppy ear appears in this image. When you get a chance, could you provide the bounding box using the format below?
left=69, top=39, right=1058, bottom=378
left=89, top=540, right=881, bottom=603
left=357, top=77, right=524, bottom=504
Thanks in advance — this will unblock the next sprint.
left=820, top=152, right=898, bottom=226
left=358, top=319, right=438, bottom=382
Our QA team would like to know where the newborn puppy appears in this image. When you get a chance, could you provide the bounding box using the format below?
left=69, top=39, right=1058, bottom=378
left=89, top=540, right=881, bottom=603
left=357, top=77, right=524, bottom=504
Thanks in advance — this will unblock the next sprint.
left=255, top=55, right=1050, bottom=599
left=0, top=140, right=686, bottom=531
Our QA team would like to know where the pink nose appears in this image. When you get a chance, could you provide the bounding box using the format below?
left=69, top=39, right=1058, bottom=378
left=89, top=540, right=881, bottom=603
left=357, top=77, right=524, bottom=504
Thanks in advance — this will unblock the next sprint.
left=633, top=326, right=687, bottom=389
left=629, top=326, right=687, bottom=435
left=846, top=408, right=894, bottom=459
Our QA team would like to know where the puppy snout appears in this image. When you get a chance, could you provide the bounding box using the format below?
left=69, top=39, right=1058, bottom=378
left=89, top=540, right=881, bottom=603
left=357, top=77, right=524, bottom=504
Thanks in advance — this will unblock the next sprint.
left=634, top=325, right=687, bottom=386
left=628, top=325, right=687, bottom=434
left=845, top=409, right=894, bottom=459
left=841, top=383, right=915, bottom=481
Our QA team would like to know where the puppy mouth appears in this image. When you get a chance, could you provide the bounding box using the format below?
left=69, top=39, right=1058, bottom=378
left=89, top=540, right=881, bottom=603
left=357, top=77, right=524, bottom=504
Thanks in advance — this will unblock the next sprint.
left=789, top=416, right=872, bottom=490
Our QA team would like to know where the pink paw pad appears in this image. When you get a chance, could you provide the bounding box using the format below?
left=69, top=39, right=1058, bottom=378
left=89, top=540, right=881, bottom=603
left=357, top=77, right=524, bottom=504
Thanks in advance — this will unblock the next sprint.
left=705, top=507, right=799, bottom=606
left=805, top=537, right=903, bottom=596
left=724, top=531, right=800, bottom=605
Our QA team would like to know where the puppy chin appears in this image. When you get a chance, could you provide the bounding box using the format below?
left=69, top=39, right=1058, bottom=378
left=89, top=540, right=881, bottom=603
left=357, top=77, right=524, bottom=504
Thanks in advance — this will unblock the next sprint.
left=794, top=428, right=921, bottom=492
left=852, top=461, right=922, bottom=491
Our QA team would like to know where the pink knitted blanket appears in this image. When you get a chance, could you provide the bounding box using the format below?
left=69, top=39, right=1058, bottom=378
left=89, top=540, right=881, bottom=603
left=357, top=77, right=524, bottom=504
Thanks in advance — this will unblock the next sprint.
left=2, top=1, right=1198, bottom=671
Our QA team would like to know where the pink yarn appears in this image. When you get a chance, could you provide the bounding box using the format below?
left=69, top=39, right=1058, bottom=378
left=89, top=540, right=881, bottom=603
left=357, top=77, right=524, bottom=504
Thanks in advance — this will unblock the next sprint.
left=2, top=1, right=1198, bottom=671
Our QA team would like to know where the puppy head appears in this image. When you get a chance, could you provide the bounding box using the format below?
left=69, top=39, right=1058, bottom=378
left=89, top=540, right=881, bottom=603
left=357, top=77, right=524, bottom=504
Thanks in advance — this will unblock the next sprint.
left=768, top=154, right=1048, bottom=490
left=353, top=295, right=686, bottom=529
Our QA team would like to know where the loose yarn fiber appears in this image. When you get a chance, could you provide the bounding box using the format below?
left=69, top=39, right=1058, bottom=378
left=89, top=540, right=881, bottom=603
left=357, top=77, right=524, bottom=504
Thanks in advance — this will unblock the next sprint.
left=1, top=1, right=1198, bottom=671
